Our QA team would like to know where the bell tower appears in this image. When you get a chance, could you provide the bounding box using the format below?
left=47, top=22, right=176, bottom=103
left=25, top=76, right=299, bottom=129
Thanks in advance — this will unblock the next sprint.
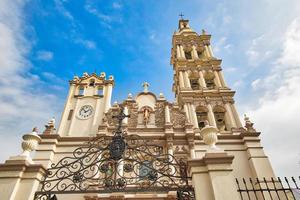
left=57, top=72, right=114, bottom=136
left=171, top=18, right=243, bottom=131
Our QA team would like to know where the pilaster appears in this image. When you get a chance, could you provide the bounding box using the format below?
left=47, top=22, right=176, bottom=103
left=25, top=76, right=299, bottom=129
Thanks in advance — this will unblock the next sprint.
left=188, top=152, right=241, bottom=200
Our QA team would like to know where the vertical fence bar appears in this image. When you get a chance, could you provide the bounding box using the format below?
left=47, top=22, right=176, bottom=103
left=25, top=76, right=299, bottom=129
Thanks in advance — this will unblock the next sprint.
left=249, top=178, right=258, bottom=200
left=263, top=177, right=274, bottom=200
left=271, top=177, right=281, bottom=199
left=285, top=177, right=296, bottom=200
left=277, top=177, right=289, bottom=200
left=236, top=179, right=244, bottom=200
left=243, top=178, right=251, bottom=200
left=292, top=177, right=299, bottom=189
left=256, top=178, right=266, bottom=200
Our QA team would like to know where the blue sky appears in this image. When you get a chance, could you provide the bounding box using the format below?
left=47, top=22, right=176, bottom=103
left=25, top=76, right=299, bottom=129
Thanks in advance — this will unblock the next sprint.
left=0, top=0, right=300, bottom=176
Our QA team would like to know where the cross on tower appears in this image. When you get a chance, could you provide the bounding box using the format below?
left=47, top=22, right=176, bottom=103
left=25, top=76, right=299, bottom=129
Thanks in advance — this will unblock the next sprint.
left=179, top=13, right=184, bottom=19
left=142, top=82, right=150, bottom=93
left=112, top=106, right=130, bottom=132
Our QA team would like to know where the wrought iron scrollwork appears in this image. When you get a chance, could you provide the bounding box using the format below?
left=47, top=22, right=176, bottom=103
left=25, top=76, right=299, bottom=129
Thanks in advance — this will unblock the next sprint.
left=34, top=107, right=194, bottom=200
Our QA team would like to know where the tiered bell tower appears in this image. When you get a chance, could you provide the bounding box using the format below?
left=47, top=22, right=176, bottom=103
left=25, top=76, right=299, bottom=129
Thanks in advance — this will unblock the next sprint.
left=171, top=19, right=243, bottom=132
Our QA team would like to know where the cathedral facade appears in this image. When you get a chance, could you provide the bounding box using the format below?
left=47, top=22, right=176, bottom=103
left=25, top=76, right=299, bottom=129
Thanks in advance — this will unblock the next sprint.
left=0, top=19, right=281, bottom=200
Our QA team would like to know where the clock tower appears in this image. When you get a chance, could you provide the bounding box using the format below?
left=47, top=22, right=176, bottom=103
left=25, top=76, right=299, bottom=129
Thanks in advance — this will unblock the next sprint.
left=57, top=72, right=114, bottom=136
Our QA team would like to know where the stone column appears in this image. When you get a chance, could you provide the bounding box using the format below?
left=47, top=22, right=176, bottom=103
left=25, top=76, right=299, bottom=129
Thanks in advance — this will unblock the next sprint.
left=188, top=153, right=241, bottom=200
left=183, top=71, right=191, bottom=88
left=165, top=104, right=171, bottom=124
left=218, top=71, right=227, bottom=87
left=225, top=103, right=237, bottom=128
left=213, top=71, right=222, bottom=88
left=104, top=83, right=113, bottom=112
left=0, top=160, right=46, bottom=200
left=190, top=104, right=199, bottom=129
left=207, top=104, right=217, bottom=127
left=184, top=104, right=191, bottom=123
left=179, top=71, right=185, bottom=88
left=180, top=45, right=185, bottom=59
left=192, top=45, right=199, bottom=59
left=199, top=70, right=207, bottom=88
left=208, top=45, right=214, bottom=57
left=231, top=104, right=242, bottom=128
left=204, top=45, right=212, bottom=57
left=176, top=45, right=182, bottom=59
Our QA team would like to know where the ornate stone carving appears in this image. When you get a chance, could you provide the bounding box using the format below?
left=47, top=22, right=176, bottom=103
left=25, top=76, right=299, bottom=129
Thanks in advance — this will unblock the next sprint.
left=174, top=145, right=188, bottom=154
left=155, top=102, right=165, bottom=127
left=171, top=106, right=186, bottom=127
left=127, top=105, right=138, bottom=128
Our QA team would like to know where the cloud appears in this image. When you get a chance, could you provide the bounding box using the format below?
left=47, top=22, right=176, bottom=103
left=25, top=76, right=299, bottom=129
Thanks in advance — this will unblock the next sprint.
left=75, top=39, right=96, bottom=49
left=54, top=0, right=74, bottom=21
left=248, top=18, right=300, bottom=176
left=0, top=1, right=61, bottom=162
left=112, top=2, right=122, bottom=9
left=85, top=3, right=112, bottom=23
left=36, top=50, right=53, bottom=61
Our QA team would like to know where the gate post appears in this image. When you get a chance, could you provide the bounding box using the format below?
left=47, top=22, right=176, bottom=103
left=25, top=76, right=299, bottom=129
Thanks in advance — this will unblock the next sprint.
left=0, top=159, right=46, bottom=200
left=188, top=152, right=241, bottom=200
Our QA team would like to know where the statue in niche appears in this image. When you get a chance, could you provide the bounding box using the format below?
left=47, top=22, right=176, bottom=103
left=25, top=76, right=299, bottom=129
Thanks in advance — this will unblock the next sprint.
left=143, top=106, right=151, bottom=125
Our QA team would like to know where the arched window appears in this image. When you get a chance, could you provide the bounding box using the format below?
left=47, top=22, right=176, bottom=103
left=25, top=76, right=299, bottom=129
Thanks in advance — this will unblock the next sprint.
left=79, top=87, right=84, bottom=96
left=89, top=79, right=95, bottom=87
left=196, top=106, right=208, bottom=130
left=97, top=86, right=104, bottom=96
left=204, top=71, right=216, bottom=89
left=190, top=79, right=199, bottom=90
left=213, top=106, right=227, bottom=131
left=185, top=51, right=192, bottom=60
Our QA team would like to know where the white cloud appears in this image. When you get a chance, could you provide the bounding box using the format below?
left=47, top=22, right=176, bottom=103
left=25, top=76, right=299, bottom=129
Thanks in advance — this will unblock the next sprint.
left=75, top=39, right=96, bottom=49
left=54, top=0, right=74, bottom=21
left=36, top=50, right=53, bottom=61
left=248, top=18, right=300, bottom=176
left=0, top=1, right=61, bottom=162
left=85, top=3, right=112, bottom=22
left=112, top=2, right=122, bottom=9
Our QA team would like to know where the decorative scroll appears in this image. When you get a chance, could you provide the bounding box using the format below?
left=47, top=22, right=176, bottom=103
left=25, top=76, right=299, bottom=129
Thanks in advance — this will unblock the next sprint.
left=34, top=108, right=194, bottom=200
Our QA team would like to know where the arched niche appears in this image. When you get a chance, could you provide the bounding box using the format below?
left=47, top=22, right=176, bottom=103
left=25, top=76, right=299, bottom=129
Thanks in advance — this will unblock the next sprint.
left=213, top=105, right=229, bottom=131
left=195, top=106, right=208, bottom=130
left=204, top=70, right=216, bottom=89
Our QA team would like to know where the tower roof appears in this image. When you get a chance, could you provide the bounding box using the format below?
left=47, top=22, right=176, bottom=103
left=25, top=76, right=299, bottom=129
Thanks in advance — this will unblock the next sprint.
left=175, top=19, right=197, bottom=36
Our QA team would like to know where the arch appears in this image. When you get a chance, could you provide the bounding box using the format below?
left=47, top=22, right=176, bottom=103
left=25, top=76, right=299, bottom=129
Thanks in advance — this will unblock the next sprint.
left=204, top=71, right=216, bottom=89
left=213, top=105, right=227, bottom=131
left=196, top=106, right=208, bottom=129
left=89, top=79, right=96, bottom=87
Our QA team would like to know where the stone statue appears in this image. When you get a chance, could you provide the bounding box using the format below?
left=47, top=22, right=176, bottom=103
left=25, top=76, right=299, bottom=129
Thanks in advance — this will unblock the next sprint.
left=143, top=107, right=151, bottom=125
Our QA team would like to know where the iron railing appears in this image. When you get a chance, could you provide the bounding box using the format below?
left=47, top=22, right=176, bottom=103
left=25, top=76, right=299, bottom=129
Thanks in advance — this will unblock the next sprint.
left=236, top=177, right=300, bottom=200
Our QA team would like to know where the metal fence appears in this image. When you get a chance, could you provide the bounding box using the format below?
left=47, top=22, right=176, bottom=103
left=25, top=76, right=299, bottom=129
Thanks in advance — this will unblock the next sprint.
left=236, top=177, right=300, bottom=200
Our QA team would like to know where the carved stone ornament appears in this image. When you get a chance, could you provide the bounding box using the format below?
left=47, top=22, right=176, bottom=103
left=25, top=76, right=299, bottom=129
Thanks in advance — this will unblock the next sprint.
left=155, top=102, right=165, bottom=127
left=171, top=106, right=186, bottom=127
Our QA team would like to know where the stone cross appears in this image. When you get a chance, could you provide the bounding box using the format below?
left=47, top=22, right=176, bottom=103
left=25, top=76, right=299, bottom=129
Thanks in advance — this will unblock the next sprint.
left=179, top=13, right=184, bottom=19
left=142, top=82, right=150, bottom=93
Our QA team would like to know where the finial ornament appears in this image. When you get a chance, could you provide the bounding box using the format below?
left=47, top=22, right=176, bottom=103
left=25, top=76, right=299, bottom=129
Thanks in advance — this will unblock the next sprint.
left=43, top=117, right=56, bottom=135
left=199, top=120, right=219, bottom=150
left=202, top=29, right=207, bottom=35
left=127, top=93, right=133, bottom=100
left=142, top=82, right=150, bottom=93
left=21, top=127, right=41, bottom=161
left=244, top=114, right=256, bottom=132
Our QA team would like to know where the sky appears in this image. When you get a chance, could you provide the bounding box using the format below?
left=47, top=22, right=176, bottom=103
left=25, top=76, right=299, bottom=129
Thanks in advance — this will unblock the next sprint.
left=0, top=0, right=300, bottom=177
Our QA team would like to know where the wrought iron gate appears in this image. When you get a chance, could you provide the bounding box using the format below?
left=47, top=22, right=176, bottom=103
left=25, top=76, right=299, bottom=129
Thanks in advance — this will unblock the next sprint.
left=34, top=108, right=195, bottom=200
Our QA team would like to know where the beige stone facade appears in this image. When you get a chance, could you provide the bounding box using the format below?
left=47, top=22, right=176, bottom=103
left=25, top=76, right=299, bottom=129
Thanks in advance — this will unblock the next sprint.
left=0, top=19, right=277, bottom=200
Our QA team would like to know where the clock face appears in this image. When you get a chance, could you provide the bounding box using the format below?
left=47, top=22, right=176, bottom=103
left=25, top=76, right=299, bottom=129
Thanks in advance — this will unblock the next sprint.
left=78, top=105, right=93, bottom=119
